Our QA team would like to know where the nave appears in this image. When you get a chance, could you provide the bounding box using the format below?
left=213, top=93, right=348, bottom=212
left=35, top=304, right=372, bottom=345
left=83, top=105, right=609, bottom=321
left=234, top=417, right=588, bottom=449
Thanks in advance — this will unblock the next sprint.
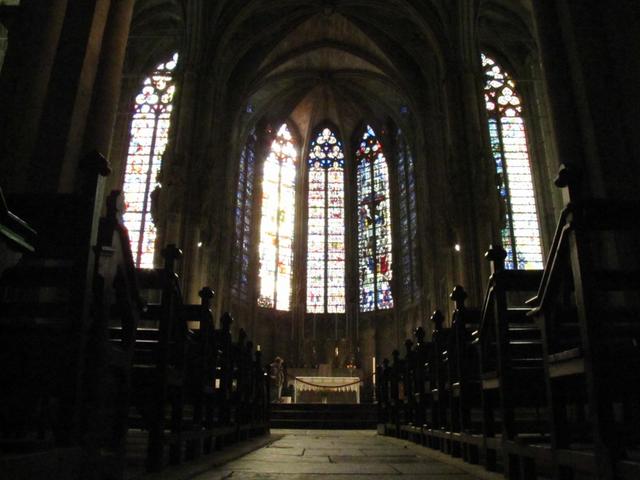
left=187, top=429, right=488, bottom=480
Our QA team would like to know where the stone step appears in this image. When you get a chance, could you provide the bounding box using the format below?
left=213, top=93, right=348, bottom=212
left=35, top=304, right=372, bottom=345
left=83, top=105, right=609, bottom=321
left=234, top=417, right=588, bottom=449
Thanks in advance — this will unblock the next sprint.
left=271, top=403, right=377, bottom=429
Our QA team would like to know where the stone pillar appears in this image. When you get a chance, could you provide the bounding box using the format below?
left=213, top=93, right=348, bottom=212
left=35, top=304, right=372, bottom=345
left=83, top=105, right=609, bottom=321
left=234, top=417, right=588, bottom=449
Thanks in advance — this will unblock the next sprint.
left=82, top=0, right=135, bottom=161
left=0, top=0, right=69, bottom=193
left=27, top=0, right=113, bottom=193
left=532, top=1, right=640, bottom=201
left=444, top=0, right=500, bottom=304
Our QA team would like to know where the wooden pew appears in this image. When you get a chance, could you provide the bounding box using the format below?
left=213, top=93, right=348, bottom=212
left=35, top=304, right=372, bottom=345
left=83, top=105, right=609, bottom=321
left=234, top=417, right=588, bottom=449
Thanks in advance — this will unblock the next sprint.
left=399, top=338, right=421, bottom=441
left=0, top=186, right=36, bottom=274
left=376, top=359, right=391, bottom=427
left=478, top=245, right=546, bottom=477
left=424, top=310, right=451, bottom=452
left=0, top=153, right=111, bottom=478
left=446, top=286, right=483, bottom=464
left=528, top=187, right=640, bottom=480
left=121, top=244, right=191, bottom=471
left=412, top=326, right=432, bottom=439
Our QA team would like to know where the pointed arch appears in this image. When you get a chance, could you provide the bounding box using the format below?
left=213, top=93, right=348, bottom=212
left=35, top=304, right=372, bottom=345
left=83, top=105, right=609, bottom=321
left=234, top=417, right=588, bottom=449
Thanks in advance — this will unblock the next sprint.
left=482, top=53, right=543, bottom=269
left=306, top=126, right=346, bottom=314
left=356, top=125, right=394, bottom=312
left=395, top=127, right=420, bottom=304
left=122, top=53, right=178, bottom=268
left=231, top=127, right=258, bottom=301
left=257, top=123, right=297, bottom=311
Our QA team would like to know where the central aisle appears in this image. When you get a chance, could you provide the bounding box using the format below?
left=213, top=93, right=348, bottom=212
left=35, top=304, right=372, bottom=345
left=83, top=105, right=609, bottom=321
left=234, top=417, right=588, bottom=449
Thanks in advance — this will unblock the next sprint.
left=193, top=430, right=486, bottom=479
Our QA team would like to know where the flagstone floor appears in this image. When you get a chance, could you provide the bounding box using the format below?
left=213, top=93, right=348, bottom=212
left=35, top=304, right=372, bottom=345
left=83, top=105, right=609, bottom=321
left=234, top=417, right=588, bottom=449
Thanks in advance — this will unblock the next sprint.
left=192, top=429, right=490, bottom=480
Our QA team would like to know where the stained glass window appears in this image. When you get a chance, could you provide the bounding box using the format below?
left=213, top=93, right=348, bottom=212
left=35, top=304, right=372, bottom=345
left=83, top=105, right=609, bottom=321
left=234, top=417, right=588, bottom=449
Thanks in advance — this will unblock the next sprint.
left=357, top=125, right=393, bottom=311
left=482, top=54, right=543, bottom=269
left=306, top=127, right=346, bottom=314
left=122, top=53, right=178, bottom=268
left=395, top=128, right=419, bottom=303
left=232, top=128, right=257, bottom=300
left=257, top=123, right=297, bottom=310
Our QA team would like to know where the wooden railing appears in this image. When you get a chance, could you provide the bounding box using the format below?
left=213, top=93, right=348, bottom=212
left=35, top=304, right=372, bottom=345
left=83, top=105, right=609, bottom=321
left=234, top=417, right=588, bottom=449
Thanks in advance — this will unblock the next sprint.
left=378, top=206, right=640, bottom=480
left=0, top=181, right=270, bottom=479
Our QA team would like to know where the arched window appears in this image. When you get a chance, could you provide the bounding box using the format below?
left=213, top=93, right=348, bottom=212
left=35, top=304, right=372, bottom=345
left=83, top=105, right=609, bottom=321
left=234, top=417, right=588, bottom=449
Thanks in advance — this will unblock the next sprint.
left=122, top=53, right=178, bottom=268
left=257, top=123, right=297, bottom=310
left=0, top=22, right=9, bottom=74
left=482, top=54, right=543, bottom=270
left=232, top=128, right=257, bottom=300
left=357, top=125, right=393, bottom=312
left=306, top=127, right=346, bottom=314
left=395, top=128, right=419, bottom=303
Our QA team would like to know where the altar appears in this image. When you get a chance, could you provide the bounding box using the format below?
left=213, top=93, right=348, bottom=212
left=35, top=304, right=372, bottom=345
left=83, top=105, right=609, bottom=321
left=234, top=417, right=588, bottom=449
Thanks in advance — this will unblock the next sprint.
left=293, top=376, right=360, bottom=404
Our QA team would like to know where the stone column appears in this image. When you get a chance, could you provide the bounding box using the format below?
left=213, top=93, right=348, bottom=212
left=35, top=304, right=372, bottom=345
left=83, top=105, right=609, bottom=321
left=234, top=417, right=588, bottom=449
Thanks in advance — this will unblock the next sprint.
left=532, top=1, right=640, bottom=201
left=444, top=0, right=500, bottom=304
left=0, top=0, right=69, bottom=193
left=26, top=0, right=113, bottom=193
left=82, top=0, right=135, bottom=161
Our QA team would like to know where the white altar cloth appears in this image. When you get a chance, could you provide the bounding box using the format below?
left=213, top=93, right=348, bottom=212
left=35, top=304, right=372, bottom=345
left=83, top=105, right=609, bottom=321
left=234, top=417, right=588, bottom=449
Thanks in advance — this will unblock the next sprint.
left=293, top=376, right=360, bottom=404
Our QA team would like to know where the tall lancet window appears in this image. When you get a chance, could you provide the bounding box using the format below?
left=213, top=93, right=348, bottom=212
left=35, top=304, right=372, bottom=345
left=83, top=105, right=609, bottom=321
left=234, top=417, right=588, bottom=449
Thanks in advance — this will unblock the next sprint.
left=123, top=53, right=178, bottom=268
left=357, top=125, right=393, bottom=312
left=482, top=54, right=543, bottom=269
left=306, top=127, right=346, bottom=314
left=257, top=123, right=297, bottom=311
left=232, top=128, right=257, bottom=300
left=395, top=128, right=419, bottom=303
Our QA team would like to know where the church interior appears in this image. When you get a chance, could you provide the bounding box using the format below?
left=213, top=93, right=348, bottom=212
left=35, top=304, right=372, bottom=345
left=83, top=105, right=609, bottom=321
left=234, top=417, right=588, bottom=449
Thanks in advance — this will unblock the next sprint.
left=0, top=1, right=639, bottom=479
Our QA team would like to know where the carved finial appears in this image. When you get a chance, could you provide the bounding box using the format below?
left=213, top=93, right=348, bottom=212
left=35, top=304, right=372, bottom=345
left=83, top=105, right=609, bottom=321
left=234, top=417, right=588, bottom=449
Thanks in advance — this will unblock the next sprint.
left=450, top=285, right=467, bottom=310
left=221, top=312, right=233, bottom=332
left=161, top=244, right=182, bottom=272
left=404, top=338, right=413, bottom=353
left=554, top=163, right=575, bottom=188
left=485, top=245, right=507, bottom=274
left=238, top=328, right=247, bottom=342
left=431, top=310, right=444, bottom=337
left=199, top=286, right=214, bottom=306
left=414, top=326, right=426, bottom=344
left=80, top=150, right=111, bottom=177
left=162, top=244, right=182, bottom=260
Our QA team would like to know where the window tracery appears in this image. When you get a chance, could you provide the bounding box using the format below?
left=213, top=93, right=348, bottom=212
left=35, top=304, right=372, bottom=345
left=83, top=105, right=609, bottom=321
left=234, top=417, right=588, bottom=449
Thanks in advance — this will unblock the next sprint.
left=357, top=125, right=394, bottom=311
left=122, top=53, right=178, bottom=268
left=306, top=127, right=346, bottom=314
left=257, top=123, right=297, bottom=311
left=395, top=129, right=419, bottom=303
left=483, top=54, right=543, bottom=270
left=232, top=128, right=257, bottom=300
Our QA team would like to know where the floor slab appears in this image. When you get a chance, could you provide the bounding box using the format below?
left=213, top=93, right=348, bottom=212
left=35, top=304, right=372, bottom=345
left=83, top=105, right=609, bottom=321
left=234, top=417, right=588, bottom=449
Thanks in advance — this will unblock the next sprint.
left=192, top=430, right=484, bottom=479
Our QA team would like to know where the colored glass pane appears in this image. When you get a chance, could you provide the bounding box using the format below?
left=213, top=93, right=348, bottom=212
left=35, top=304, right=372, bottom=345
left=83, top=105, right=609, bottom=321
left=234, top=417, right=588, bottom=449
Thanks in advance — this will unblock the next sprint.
left=232, top=128, right=257, bottom=300
left=396, top=129, right=419, bottom=303
left=306, top=127, right=346, bottom=313
left=122, top=53, right=178, bottom=268
left=483, top=54, right=543, bottom=270
left=357, top=125, right=393, bottom=311
left=258, top=124, right=297, bottom=310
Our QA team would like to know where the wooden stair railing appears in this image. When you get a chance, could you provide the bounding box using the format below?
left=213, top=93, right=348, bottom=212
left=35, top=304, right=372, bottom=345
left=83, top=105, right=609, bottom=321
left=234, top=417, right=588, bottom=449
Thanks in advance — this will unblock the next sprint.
left=478, top=245, right=546, bottom=476
left=527, top=166, right=640, bottom=480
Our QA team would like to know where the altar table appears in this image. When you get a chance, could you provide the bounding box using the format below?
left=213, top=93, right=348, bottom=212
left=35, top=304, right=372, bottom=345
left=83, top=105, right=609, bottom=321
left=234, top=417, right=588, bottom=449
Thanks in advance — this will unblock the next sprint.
left=293, top=376, right=360, bottom=404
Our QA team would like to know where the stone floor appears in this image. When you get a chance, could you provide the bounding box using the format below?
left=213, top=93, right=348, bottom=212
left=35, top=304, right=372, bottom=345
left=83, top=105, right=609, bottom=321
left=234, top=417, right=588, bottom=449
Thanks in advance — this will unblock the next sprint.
left=191, top=429, right=492, bottom=480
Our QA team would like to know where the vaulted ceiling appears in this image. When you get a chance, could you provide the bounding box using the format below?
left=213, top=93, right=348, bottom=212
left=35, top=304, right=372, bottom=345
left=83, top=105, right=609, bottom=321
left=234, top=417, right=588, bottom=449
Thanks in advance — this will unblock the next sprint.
left=125, top=0, right=536, bottom=148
